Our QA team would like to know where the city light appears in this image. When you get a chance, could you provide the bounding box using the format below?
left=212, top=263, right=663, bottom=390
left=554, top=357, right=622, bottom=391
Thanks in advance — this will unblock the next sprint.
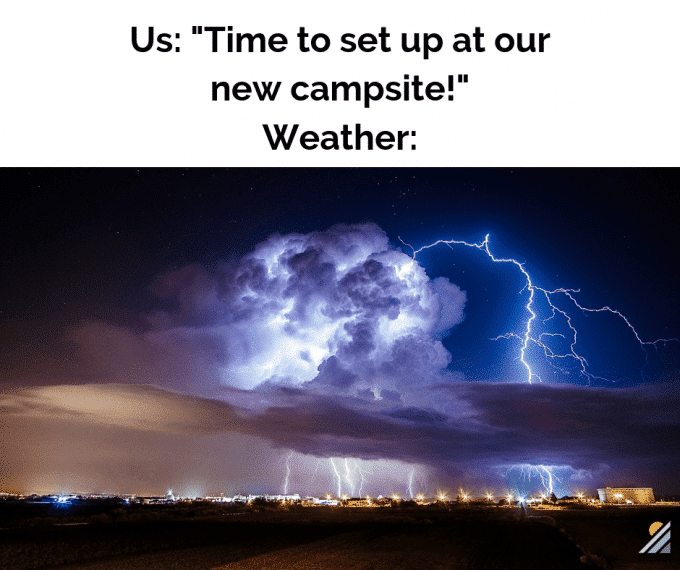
left=5, top=487, right=669, bottom=510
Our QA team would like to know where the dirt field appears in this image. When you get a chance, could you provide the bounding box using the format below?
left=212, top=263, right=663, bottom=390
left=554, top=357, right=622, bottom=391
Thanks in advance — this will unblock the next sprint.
left=0, top=504, right=677, bottom=569
left=549, top=506, right=678, bottom=570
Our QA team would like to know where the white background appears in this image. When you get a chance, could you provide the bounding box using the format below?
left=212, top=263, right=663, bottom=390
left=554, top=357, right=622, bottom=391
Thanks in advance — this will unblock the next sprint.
left=1, top=1, right=678, bottom=166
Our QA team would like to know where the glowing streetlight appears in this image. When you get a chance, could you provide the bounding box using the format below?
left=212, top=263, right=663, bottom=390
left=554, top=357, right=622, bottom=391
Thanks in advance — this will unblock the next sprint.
left=326, top=494, right=331, bottom=501
left=615, top=493, right=623, bottom=505
left=486, top=494, right=493, bottom=503
left=439, top=494, right=447, bottom=502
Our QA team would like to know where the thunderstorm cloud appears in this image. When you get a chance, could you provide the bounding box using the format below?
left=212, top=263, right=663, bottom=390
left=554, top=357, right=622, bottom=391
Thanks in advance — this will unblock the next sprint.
left=144, top=223, right=466, bottom=402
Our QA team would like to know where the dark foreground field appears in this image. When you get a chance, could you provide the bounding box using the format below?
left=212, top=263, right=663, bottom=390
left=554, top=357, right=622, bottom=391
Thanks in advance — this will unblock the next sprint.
left=0, top=503, right=677, bottom=570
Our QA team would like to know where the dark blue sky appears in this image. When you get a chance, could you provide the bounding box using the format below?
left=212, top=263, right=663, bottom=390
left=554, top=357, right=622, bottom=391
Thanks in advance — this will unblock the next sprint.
left=1, top=169, right=678, bottom=497
left=4, top=169, right=677, bottom=384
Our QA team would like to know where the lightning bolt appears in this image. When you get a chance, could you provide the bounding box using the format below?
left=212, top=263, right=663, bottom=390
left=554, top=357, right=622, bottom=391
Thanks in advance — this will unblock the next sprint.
left=308, top=458, right=322, bottom=487
left=407, top=467, right=415, bottom=499
left=352, top=459, right=371, bottom=498
left=329, top=458, right=342, bottom=497
left=344, top=458, right=356, bottom=497
left=400, top=234, right=678, bottom=384
left=540, top=466, right=556, bottom=495
left=507, top=464, right=560, bottom=495
left=283, top=451, right=293, bottom=494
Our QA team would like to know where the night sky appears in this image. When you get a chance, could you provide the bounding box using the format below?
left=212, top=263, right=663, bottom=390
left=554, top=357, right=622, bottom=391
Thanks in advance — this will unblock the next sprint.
left=1, top=168, right=678, bottom=499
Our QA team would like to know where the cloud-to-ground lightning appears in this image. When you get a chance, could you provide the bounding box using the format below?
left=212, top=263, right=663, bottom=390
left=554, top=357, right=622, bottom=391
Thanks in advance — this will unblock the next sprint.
left=400, top=234, right=678, bottom=384
left=329, top=458, right=342, bottom=496
left=407, top=467, right=415, bottom=499
left=344, top=458, right=356, bottom=496
left=357, top=465, right=366, bottom=498
left=351, top=459, right=372, bottom=498
left=321, top=458, right=376, bottom=498
left=308, top=458, right=322, bottom=488
left=282, top=451, right=294, bottom=494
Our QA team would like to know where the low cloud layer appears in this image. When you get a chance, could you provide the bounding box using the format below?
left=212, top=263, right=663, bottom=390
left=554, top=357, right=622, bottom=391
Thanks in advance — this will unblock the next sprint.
left=3, top=381, right=678, bottom=495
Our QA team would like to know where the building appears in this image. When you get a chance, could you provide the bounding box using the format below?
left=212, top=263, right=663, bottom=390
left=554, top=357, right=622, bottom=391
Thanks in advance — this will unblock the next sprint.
left=597, top=487, right=654, bottom=504
left=205, top=495, right=233, bottom=503
left=262, top=494, right=301, bottom=502
left=345, top=498, right=370, bottom=507
left=313, top=498, right=339, bottom=506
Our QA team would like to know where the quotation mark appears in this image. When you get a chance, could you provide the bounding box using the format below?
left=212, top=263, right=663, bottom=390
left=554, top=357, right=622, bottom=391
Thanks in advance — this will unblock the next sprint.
left=192, top=26, right=203, bottom=35
left=448, top=74, right=469, bottom=100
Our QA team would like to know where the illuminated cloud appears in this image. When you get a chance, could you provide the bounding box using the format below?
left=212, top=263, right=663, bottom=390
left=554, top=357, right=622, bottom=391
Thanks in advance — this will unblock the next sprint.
left=0, top=384, right=240, bottom=434
left=146, top=224, right=466, bottom=403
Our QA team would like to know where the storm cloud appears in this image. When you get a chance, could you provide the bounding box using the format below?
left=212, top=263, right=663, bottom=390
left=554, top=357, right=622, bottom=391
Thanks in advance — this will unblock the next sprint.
left=142, top=223, right=466, bottom=403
